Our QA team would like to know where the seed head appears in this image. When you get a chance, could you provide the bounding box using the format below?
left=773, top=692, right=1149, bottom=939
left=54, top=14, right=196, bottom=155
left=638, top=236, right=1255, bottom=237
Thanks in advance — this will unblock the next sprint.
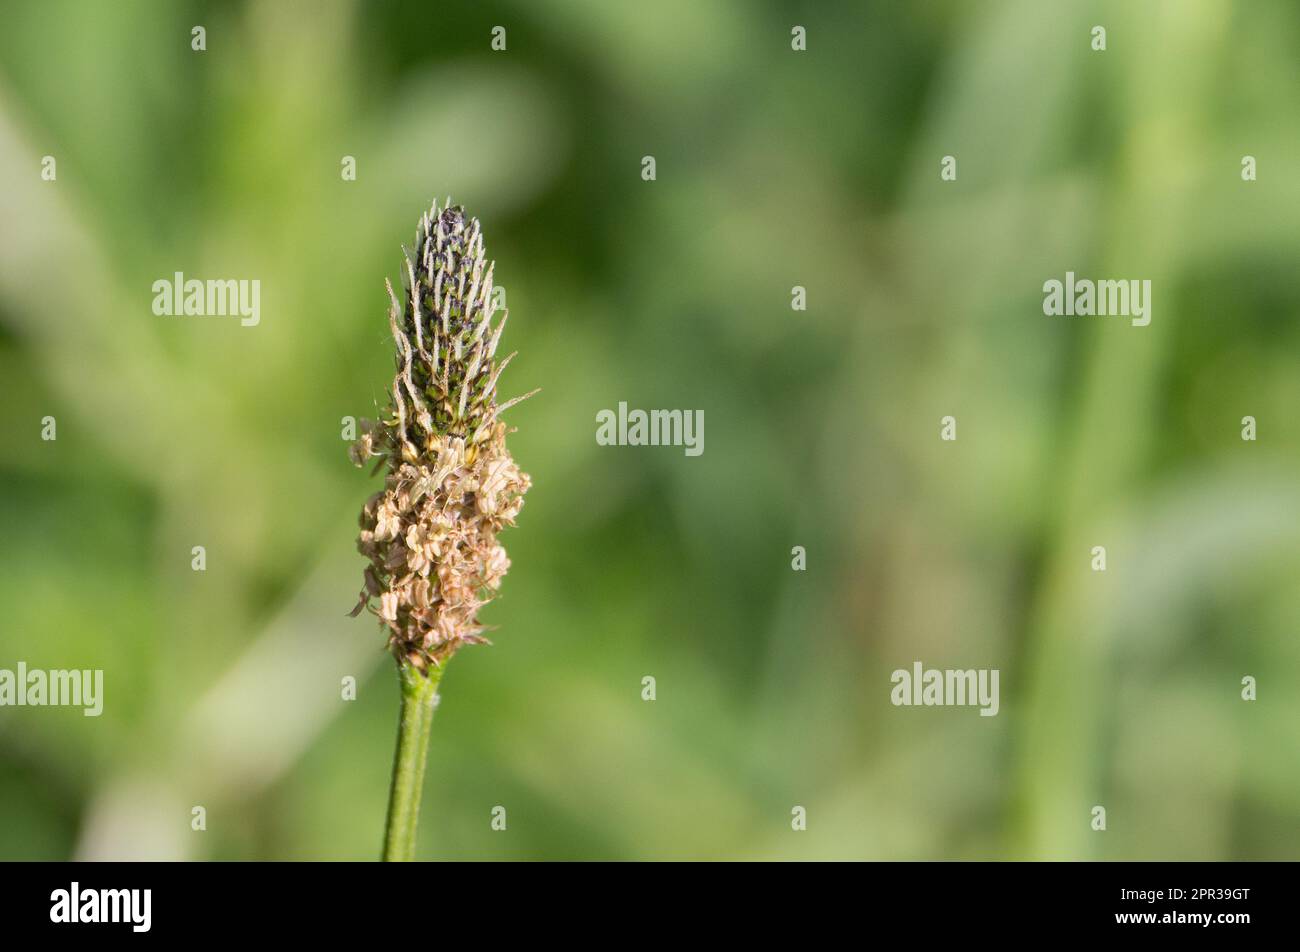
left=350, top=200, right=535, bottom=669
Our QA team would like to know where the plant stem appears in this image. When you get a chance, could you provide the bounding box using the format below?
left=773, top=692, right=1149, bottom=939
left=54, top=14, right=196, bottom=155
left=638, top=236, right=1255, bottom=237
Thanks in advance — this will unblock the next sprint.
left=382, top=660, right=444, bottom=861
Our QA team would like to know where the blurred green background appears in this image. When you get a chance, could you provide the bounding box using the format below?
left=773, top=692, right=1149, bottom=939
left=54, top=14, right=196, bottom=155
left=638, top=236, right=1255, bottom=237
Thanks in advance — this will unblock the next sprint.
left=1, top=0, right=1298, bottom=860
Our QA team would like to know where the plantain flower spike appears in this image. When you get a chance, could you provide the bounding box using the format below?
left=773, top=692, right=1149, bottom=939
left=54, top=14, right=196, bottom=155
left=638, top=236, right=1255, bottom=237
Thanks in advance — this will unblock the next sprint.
left=350, top=200, right=536, bottom=670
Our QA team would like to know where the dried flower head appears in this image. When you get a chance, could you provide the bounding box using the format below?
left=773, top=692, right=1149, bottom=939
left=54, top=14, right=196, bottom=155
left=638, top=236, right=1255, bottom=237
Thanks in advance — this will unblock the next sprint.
left=350, top=200, right=536, bottom=669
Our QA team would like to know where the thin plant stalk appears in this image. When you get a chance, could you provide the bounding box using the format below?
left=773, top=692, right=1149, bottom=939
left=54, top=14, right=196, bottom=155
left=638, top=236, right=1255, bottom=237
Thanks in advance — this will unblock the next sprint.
left=382, top=661, right=444, bottom=861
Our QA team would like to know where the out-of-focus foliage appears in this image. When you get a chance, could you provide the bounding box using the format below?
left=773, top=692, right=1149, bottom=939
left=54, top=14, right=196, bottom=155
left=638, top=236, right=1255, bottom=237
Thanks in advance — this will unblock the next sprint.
left=1, top=0, right=1298, bottom=860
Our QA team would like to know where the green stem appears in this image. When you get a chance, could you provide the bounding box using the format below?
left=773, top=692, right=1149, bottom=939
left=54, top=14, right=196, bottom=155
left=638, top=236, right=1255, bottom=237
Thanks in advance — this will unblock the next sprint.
left=382, top=661, right=444, bottom=861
